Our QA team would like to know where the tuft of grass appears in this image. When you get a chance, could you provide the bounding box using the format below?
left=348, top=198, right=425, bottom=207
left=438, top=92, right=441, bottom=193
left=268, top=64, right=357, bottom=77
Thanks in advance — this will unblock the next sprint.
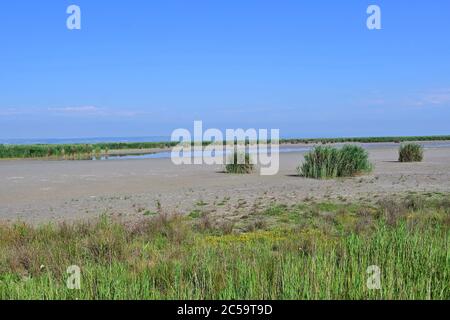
left=399, top=143, right=424, bottom=162
left=298, top=145, right=372, bottom=179
left=298, top=146, right=340, bottom=179
left=188, top=210, right=202, bottom=219
left=143, top=210, right=157, bottom=217
left=225, top=151, right=254, bottom=174
left=338, top=145, right=373, bottom=177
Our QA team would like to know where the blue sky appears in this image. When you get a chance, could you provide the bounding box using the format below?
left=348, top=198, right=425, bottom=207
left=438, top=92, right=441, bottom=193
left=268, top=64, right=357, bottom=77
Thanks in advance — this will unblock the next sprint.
left=1, top=0, right=449, bottom=139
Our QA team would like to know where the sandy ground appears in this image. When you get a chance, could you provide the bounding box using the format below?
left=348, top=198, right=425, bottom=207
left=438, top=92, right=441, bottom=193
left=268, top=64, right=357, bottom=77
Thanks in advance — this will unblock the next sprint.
left=1, top=144, right=450, bottom=224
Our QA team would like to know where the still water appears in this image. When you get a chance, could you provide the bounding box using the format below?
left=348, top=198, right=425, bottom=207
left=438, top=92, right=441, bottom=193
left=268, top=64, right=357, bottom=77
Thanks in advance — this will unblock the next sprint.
left=97, top=141, right=450, bottom=161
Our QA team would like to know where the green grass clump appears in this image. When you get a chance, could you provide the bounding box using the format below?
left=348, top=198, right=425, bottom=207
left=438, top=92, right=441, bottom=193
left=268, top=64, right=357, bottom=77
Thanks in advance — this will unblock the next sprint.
left=298, top=145, right=372, bottom=179
left=338, top=145, right=373, bottom=176
left=0, top=194, right=449, bottom=300
left=399, top=143, right=424, bottom=162
left=225, top=151, right=254, bottom=174
left=298, top=146, right=340, bottom=179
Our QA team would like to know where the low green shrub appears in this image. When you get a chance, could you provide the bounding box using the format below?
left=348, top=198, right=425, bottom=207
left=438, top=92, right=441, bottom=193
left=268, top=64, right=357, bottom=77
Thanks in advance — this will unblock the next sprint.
left=399, top=143, right=424, bottom=162
left=297, top=146, right=340, bottom=179
left=338, top=145, right=373, bottom=177
left=298, top=145, right=372, bottom=179
left=225, top=151, right=254, bottom=174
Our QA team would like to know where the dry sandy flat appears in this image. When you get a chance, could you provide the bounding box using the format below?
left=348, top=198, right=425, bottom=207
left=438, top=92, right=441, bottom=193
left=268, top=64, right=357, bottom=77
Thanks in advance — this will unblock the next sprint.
left=1, top=144, right=450, bottom=224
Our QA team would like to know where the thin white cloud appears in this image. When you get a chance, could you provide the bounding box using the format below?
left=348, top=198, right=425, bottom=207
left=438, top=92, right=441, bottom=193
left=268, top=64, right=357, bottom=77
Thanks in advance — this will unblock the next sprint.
left=401, top=88, right=450, bottom=108
left=0, top=108, right=23, bottom=116
left=364, top=98, right=386, bottom=106
left=47, top=106, right=102, bottom=113
left=362, top=88, right=450, bottom=109
left=0, top=106, right=157, bottom=118
left=419, top=89, right=450, bottom=106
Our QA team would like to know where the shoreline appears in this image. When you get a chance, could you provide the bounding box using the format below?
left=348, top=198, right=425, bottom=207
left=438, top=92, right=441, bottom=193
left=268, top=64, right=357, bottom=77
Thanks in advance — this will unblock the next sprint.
left=0, top=139, right=449, bottom=162
left=1, top=136, right=450, bottom=160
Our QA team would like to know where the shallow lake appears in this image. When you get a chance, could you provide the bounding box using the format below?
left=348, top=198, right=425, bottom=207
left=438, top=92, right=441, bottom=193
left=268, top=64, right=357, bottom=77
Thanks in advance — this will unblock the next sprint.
left=95, top=141, right=450, bottom=161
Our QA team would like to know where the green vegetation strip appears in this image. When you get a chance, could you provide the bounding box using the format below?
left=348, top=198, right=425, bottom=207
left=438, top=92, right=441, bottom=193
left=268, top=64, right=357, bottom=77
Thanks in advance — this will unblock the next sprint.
left=281, top=135, right=450, bottom=144
left=0, top=142, right=179, bottom=160
left=0, top=193, right=448, bottom=299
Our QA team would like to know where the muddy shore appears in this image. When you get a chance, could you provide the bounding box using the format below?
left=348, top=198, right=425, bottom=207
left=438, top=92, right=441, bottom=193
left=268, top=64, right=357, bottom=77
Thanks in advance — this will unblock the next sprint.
left=1, top=143, right=449, bottom=224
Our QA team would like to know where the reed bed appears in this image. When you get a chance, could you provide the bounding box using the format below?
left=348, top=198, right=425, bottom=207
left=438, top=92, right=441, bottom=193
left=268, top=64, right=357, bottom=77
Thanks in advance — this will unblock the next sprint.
left=399, top=143, right=424, bottom=162
left=282, top=135, right=450, bottom=144
left=0, top=142, right=178, bottom=160
left=225, top=151, right=254, bottom=174
left=298, top=145, right=372, bottom=179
